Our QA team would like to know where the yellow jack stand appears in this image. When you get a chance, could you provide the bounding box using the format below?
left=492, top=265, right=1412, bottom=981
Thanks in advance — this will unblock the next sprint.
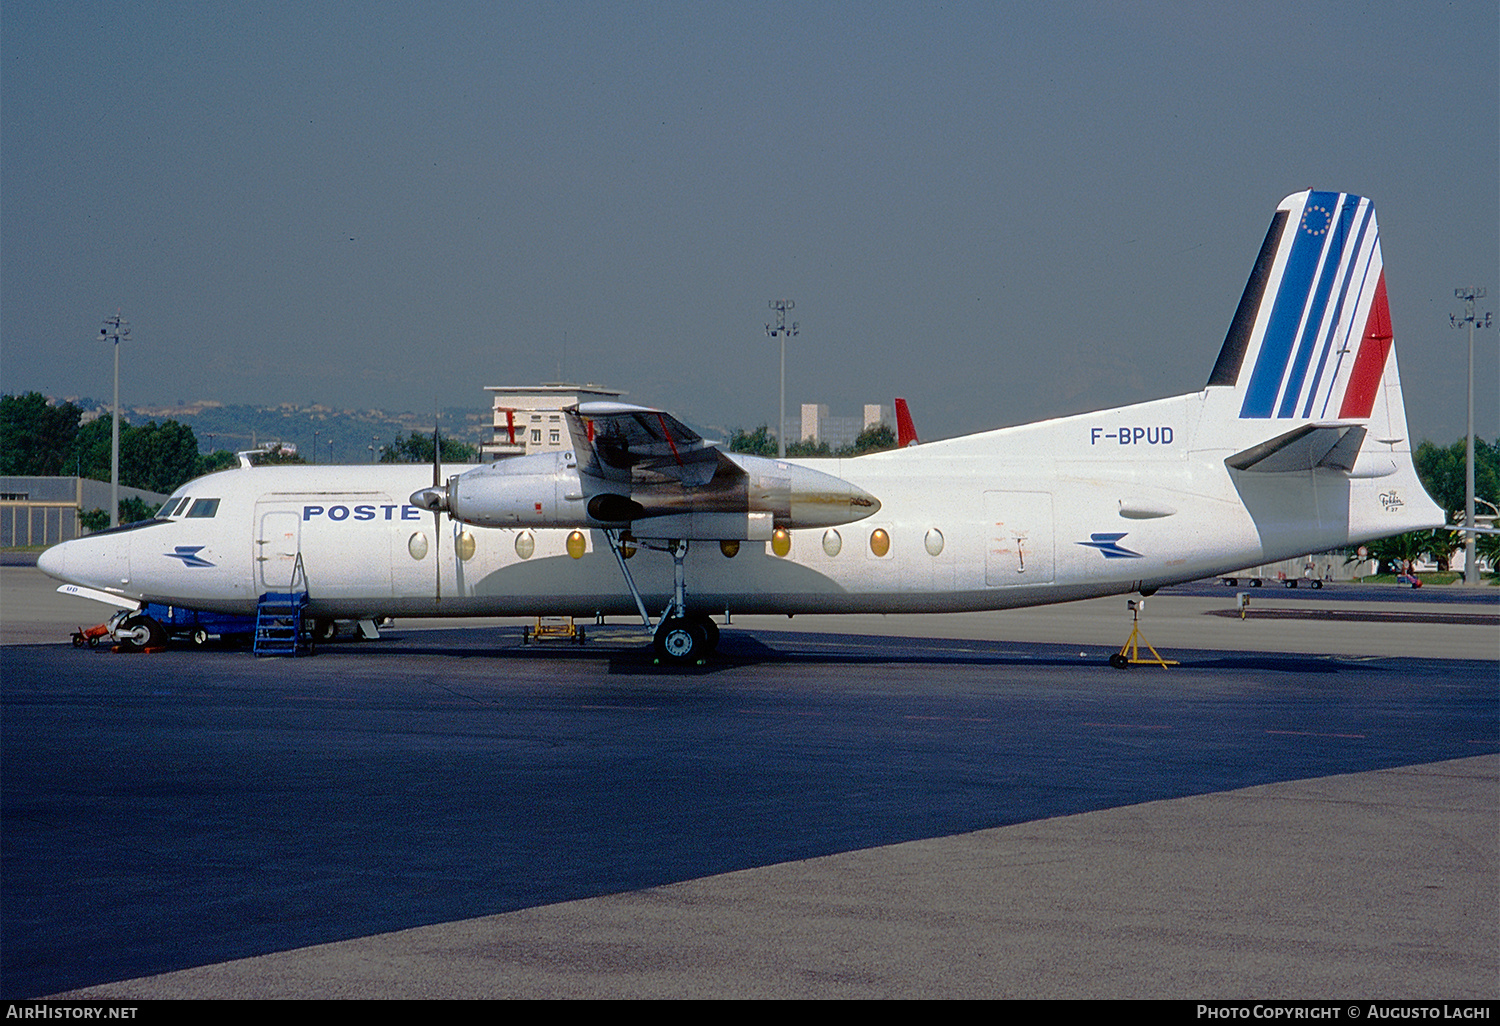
left=1110, top=599, right=1177, bottom=669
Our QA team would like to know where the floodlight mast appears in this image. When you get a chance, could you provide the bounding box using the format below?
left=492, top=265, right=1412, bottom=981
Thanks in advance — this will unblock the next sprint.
left=1450, top=287, right=1492, bottom=585
left=766, top=299, right=798, bottom=459
left=97, top=312, right=131, bottom=528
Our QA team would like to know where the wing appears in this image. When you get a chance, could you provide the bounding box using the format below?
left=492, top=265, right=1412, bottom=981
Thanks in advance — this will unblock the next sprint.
left=564, top=402, right=743, bottom=489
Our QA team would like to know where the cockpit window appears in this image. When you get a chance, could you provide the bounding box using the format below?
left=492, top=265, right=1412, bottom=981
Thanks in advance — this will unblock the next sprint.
left=156, top=497, right=189, bottom=519
left=185, top=498, right=220, bottom=518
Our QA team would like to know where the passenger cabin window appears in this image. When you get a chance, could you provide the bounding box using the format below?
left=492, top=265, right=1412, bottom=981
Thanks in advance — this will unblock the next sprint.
left=185, top=498, right=221, bottom=518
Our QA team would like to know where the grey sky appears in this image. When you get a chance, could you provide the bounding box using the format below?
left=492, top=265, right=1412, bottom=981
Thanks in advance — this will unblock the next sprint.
left=3, top=1, right=1495, bottom=446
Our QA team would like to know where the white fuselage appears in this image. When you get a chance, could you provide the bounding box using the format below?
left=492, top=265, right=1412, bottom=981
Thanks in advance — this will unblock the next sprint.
left=40, top=189, right=1449, bottom=627
left=37, top=384, right=1441, bottom=622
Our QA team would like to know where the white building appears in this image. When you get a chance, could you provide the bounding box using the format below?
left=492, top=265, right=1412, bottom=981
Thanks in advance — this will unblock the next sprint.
left=799, top=403, right=888, bottom=449
left=481, top=383, right=625, bottom=461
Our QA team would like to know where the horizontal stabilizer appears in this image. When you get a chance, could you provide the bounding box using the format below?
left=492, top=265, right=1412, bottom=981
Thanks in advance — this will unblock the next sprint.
left=1225, top=424, right=1366, bottom=473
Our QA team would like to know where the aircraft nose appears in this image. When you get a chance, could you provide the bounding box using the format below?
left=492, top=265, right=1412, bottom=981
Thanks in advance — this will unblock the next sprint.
left=36, top=542, right=67, bottom=581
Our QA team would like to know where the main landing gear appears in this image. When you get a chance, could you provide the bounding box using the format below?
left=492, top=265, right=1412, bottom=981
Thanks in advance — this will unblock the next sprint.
left=653, top=614, right=720, bottom=665
left=605, top=531, right=722, bottom=666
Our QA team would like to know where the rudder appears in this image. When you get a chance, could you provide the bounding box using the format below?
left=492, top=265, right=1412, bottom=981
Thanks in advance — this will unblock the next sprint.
left=1208, top=191, right=1394, bottom=424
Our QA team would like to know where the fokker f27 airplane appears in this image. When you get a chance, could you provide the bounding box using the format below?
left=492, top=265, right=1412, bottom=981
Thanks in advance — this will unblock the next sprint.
left=39, top=191, right=1445, bottom=663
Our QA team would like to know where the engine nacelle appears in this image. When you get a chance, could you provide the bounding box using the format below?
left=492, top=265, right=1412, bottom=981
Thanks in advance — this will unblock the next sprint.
left=418, top=450, right=587, bottom=528
left=410, top=449, right=881, bottom=539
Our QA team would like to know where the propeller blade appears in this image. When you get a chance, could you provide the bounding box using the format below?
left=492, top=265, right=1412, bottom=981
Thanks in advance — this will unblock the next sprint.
left=432, top=422, right=442, bottom=604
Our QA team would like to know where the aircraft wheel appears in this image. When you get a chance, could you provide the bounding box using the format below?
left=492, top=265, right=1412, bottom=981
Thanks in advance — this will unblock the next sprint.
left=689, top=614, right=720, bottom=653
left=191, top=628, right=209, bottom=647
left=1108, top=652, right=1130, bottom=669
left=312, top=618, right=338, bottom=642
left=654, top=617, right=708, bottom=665
left=118, top=614, right=166, bottom=651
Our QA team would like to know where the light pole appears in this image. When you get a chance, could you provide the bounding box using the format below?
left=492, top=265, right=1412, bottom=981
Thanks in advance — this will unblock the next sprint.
left=1451, top=288, right=1492, bottom=585
left=97, top=313, right=131, bottom=527
left=766, top=299, right=798, bottom=458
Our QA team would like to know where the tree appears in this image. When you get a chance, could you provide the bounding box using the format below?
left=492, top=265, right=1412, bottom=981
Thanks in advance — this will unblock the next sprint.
left=727, top=423, right=898, bottom=459
left=79, top=495, right=160, bottom=533
left=1476, top=529, right=1500, bottom=570
left=379, top=431, right=476, bottom=464
left=119, top=420, right=203, bottom=494
left=727, top=425, right=778, bottom=457
left=67, top=416, right=114, bottom=481
left=837, top=423, right=897, bottom=457
left=1, top=392, right=82, bottom=475
left=118, top=495, right=158, bottom=524
left=785, top=437, right=832, bottom=458
left=1414, top=437, right=1498, bottom=522
left=66, top=416, right=207, bottom=492
left=1346, top=530, right=1451, bottom=576
left=200, top=450, right=239, bottom=474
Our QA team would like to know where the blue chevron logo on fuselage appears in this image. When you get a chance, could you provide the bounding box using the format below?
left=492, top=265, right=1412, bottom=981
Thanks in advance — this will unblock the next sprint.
left=1077, top=533, right=1142, bottom=559
left=164, top=546, right=214, bottom=568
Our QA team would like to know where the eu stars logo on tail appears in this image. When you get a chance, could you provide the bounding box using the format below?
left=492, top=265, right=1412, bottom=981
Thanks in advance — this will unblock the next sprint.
left=1210, top=190, right=1395, bottom=425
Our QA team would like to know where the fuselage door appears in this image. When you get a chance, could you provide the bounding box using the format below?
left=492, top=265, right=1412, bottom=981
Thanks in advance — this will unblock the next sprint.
left=256, top=509, right=301, bottom=592
left=984, top=490, right=1055, bottom=585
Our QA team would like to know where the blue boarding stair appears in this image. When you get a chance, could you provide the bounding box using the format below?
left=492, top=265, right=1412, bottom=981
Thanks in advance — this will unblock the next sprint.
left=254, top=552, right=312, bottom=656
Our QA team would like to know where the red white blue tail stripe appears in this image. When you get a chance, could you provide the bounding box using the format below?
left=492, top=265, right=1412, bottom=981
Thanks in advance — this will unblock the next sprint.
left=1212, top=192, right=1394, bottom=421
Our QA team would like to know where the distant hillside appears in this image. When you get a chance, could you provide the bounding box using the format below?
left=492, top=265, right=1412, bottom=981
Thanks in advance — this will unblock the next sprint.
left=57, top=397, right=492, bottom=464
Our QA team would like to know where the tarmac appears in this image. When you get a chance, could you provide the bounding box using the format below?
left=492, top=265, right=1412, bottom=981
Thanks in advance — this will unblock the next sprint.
left=2, top=564, right=1496, bottom=999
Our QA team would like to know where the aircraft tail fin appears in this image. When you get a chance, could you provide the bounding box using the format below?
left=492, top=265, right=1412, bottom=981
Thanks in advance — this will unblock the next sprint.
left=1205, top=190, right=1444, bottom=538
left=894, top=398, right=919, bottom=447
left=1207, top=190, right=1400, bottom=426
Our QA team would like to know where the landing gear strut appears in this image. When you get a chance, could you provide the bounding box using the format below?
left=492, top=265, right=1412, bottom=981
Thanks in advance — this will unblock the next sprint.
left=605, top=531, right=722, bottom=665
